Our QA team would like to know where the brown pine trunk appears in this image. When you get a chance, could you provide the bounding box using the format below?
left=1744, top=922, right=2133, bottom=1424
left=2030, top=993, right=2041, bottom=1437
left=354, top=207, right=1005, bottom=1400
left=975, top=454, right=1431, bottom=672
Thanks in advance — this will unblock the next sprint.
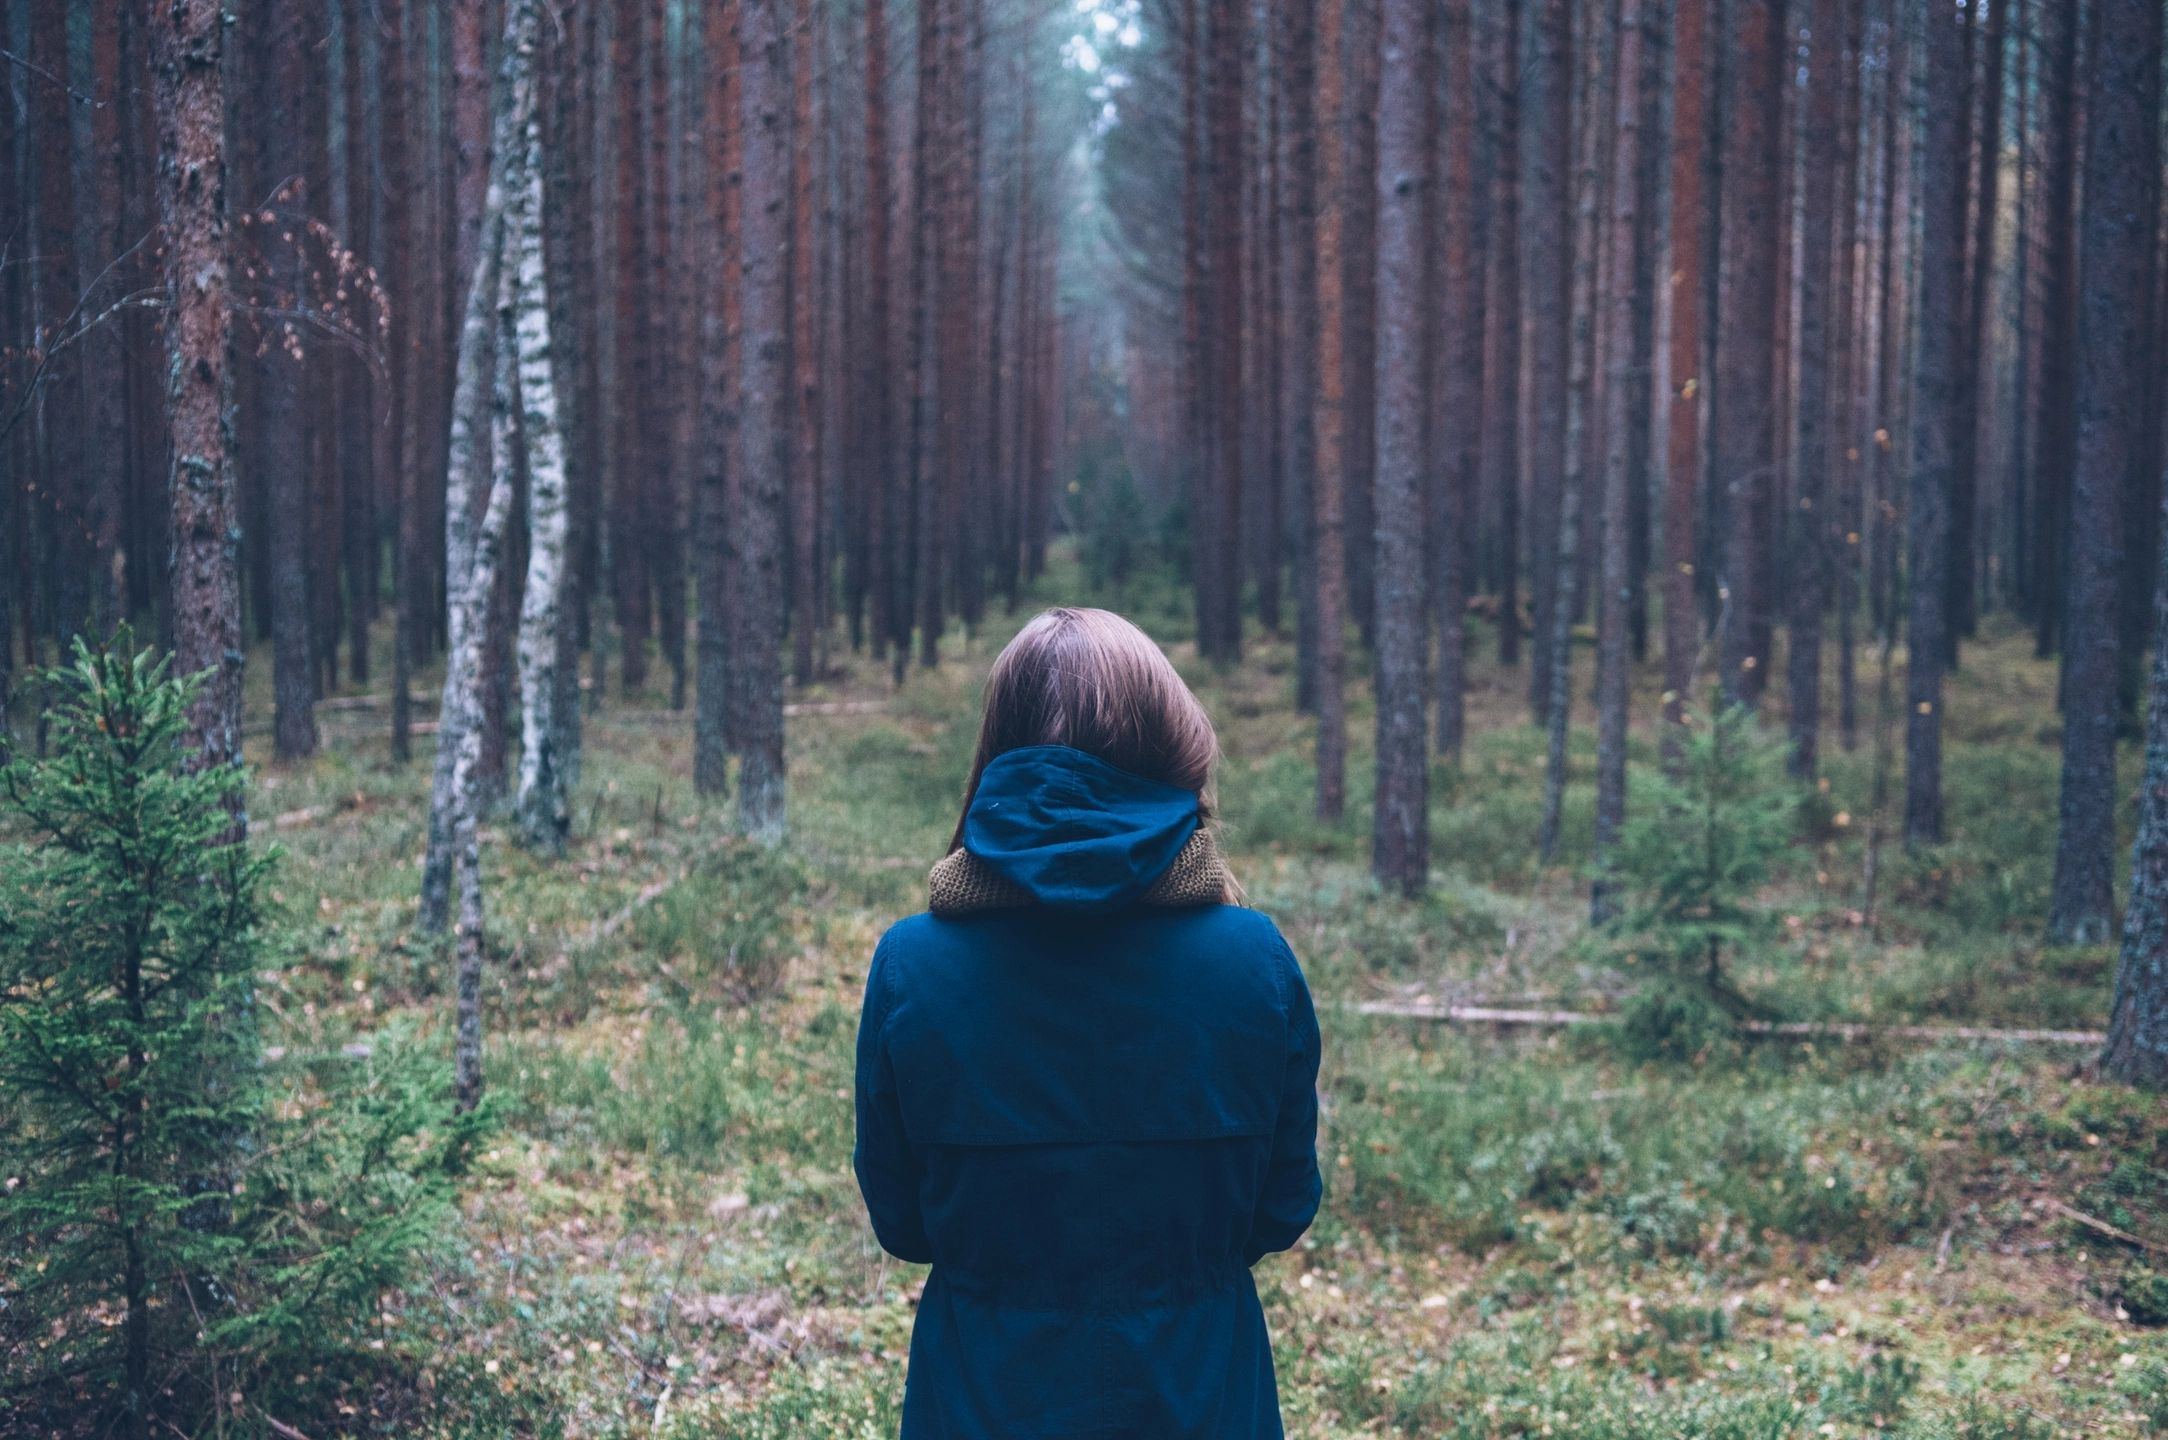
left=790, top=0, right=821, bottom=684
left=1434, top=0, right=1484, bottom=763
left=735, top=0, right=792, bottom=836
left=1342, top=0, right=1381, bottom=648
left=386, top=0, right=420, bottom=762
left=696, top=0, right=740, bottom=793
left=1905, top=0, right=1968, bottom=849
left=1525, top=0, right=1573, bottom=722
left=1788, top=0, right=1845, bottom=779
left=1950, top=0, right=2005, bottom=657
left=263, top=0, right=318, bottom=760
left=611, top=0, right=652, bottom=693
left=1713, top=0, right=1781, bottom=709
left=1313, top=0, right=1349, bottom=821
left=1661, top=0, right=1708, bottom=758
left=2051, top=0, right=2161, bottom=940
left=1280, top=0, right=1322, bottom=712
left=1592, top=0, right=1646, bottom=920
left=2031, top=0, right=2079, bottom=659
left=1371, top=0, right=1432, bottom=894
left=1486, top=0, right=1525, bottom=670
left=154, top=0, right=244, bottom=790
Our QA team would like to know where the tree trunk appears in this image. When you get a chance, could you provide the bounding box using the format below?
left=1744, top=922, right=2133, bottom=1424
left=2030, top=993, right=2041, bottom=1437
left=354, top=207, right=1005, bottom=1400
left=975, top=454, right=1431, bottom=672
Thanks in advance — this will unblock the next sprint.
left=1713, top=0, right=1781, bottom=709
left=1313, top=0, right=1350, bottom=822
left=510, top=55, right=571, bottom=855
left=1371, top=0, right=1432, bottom=894
left=1538, top=0, right=1603, bottom=866
left=425, top=7, right=532, bottom=933
left=696, top=0, right=741, bottom=795
left=1593, top=0, right=1645, bottom=919
left=2031, top=0, right=2079, bottom=660
left=2108, top=511, right=2168, bottom=1088
left=448, top=0, right=543, bottom=1109
left=1280, top=0, right=1322, bottom=715
left=790, top=0, right=822, bottom=685
left=2051, top=0, right=2161, bottom=941
left=386, top=0, right=419, bottom=763
left=1905, top=0, right=1967, bottom=850
left=1526, top=0, right=1573, bottom=722
left=263, top=0, right=319, bottom=760
left=1486, top=0, right=1525, bottom=670
left=1434, top=0, right=1483, bottom=763
left=1661, top=0, right=1708, bottom=760
left=735, top=0, right=792, bottom=838
left=1787, top=0, right=1845, bottom=778
left=155, top=0, right=243, bottom=792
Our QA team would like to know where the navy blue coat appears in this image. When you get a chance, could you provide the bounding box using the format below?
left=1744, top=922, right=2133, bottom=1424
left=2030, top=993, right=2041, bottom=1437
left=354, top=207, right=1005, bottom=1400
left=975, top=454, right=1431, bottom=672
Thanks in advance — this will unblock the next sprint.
left=854, top=746, right=1323, bottom=1439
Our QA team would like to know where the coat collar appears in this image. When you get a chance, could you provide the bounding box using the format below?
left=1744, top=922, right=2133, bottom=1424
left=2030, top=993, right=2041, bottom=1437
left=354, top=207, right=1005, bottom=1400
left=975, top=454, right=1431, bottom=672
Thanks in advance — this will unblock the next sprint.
left=929, top=827, right=1234, bottom=916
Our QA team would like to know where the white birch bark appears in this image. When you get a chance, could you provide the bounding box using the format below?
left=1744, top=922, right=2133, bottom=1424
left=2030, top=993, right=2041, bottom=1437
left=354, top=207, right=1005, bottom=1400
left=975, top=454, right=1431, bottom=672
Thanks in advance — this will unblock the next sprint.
left=455, top=266, right=522, bottom=1112
left=509, top=51, right=571, bottom=853
left=422, top=0, right=541, bottom=930
left=425, top=0, right=541, bottom=1109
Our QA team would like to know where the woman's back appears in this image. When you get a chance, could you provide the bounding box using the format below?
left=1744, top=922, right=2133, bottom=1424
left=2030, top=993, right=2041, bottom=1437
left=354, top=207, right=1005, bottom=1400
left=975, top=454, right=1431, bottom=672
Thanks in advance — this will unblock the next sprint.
left=855, top=740, right=1321, bottom=1439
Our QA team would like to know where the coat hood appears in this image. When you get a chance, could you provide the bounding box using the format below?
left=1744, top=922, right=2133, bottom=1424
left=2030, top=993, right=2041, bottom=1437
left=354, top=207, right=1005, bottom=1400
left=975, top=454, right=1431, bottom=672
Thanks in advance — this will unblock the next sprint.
left=960, top=744, right=1201, bottom=912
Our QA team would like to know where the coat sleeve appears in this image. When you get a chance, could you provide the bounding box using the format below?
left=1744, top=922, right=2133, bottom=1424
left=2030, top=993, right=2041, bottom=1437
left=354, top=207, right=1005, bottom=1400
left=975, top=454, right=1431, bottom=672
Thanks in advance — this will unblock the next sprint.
left=853, top=938, right=934, bottom=1263
left=1245, top=933, right=1323, bottom=1264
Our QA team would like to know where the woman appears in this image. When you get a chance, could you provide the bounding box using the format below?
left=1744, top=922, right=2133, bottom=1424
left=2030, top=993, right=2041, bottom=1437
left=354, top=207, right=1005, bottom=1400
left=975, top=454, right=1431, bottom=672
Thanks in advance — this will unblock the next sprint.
left=854, top=607, right=1323, bottom=1440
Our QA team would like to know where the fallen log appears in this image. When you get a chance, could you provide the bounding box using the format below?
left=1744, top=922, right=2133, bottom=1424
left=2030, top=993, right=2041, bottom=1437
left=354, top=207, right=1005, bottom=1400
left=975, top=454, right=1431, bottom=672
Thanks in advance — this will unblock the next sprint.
left=1348, top=999, right=2106, bottom=1048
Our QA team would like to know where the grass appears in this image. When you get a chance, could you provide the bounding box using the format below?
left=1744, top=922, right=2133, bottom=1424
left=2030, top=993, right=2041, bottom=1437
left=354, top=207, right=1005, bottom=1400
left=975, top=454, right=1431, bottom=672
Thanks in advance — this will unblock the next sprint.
left=130, top=552, right=2168, bottom=1435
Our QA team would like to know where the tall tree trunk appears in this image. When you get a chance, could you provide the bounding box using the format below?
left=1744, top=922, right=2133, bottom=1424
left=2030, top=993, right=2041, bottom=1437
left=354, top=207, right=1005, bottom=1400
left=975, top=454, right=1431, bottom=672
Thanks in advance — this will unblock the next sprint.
left=696, top=0, right=741, bottom=794
left=263, top=0, right=318, bottom=760
left=1280, top=0, right=1322, bottom=714
left=735, top=0, right=792, bottom=838
left=1593, top=0, right=1646, bottom=919
left=1204, top=0, right=1247, bottom=663
left=1434, top=0, right=1483, bottom=763
left=790, top=0, right=822, bottom=685
left=2031, top=0, right=2079, bottom=660
left=1905, top=0, right=1967, bottom=850
left=1949, top=0, right=2005, bottom=658
left=155, top=0, right=244, bottom=792
left=386, top=0, right=420, bottom=763
left=2108, top=511, right=2168, bottom=1088
left=1486, top=0, right=1525, bottom=670
left=424, top=13, right=529, bottom=933
left=1371, top=0, right=1432, bottom=894
left=510, top=59, right=571, bottom=855
left=1661, top=0, right=1708, bottom=759
left=447, top=0, right=543, bottom=1108
left=1538, top=0, right=1604, bottom=866
left=1342, top=0, right=1381, bottom=648
left=1313, top=0, right=1350, bottom=821
left=1714, top=0, right=1781, bottom=708
left=1788, top=0, right=1845, bottom=778
left=907, top=0, right=946, bottom=676
left=2051, top=0, right=2162, bottom=940
left=1526, top=0, right=1573, bottom=722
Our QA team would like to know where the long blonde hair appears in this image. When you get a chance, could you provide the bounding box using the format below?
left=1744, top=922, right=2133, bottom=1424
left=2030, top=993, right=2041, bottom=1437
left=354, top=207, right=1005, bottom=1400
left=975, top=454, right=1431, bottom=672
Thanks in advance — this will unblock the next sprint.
left=950, top=608, right=1221, bottom=853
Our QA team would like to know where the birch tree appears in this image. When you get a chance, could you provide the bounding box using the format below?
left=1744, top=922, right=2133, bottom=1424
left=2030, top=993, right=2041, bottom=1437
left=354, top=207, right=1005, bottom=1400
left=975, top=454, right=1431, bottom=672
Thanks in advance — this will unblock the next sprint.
left=509, top=51, right=573, bottom=855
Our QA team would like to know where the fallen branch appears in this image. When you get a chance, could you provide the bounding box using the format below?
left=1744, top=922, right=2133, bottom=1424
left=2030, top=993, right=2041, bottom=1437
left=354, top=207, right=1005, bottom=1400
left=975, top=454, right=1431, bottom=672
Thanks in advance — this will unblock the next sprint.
left=2048, top=1199, right=2166, bottom=1254
left=1349, top=999, right=2106, bottom=1048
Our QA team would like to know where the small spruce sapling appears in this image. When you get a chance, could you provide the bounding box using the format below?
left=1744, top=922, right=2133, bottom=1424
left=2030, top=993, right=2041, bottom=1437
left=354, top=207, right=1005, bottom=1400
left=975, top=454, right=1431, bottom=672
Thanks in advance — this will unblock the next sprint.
left=1595, top=694, right=1798, bottom=1056
left=0, top=634, right=485, bottom=1437
left=0, top=635, right=269, bottom=1437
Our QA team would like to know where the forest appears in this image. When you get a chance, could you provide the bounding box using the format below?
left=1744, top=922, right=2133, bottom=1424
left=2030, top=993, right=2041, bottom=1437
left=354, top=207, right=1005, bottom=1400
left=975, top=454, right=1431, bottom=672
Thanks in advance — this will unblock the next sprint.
left=4, top=0, right=2168, bottom=1434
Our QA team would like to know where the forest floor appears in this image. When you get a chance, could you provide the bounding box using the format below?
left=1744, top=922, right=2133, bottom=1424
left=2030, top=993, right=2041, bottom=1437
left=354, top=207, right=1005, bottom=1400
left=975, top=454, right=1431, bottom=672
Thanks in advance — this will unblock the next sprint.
left=242, top=552, right=2167, bottom=1438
